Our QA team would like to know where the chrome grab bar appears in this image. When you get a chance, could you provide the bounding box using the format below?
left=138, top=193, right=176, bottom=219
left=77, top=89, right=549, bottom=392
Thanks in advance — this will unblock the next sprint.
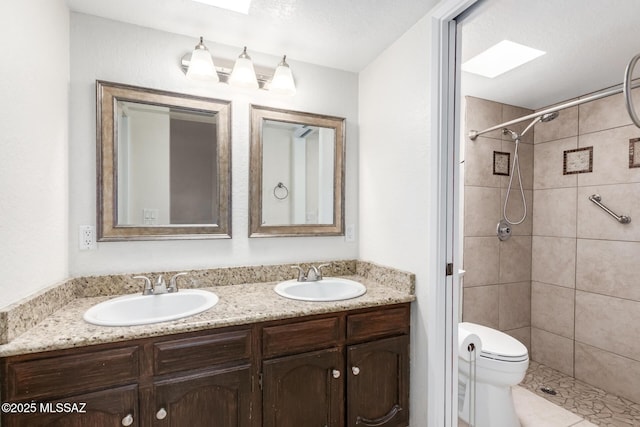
left=589, top=194, right=631, bottom=224
left=623, top=53, right=640, bottom=129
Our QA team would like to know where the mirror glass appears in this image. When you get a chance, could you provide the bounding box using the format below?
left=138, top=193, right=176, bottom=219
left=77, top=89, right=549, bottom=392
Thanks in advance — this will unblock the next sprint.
left=97, top=81, right=231, bottom=240
left=250, top=105, right=345, bottom=237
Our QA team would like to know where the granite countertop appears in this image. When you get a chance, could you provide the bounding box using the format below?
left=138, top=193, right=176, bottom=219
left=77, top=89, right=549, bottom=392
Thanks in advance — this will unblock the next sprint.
left=0, top=273, right=415, bottom=358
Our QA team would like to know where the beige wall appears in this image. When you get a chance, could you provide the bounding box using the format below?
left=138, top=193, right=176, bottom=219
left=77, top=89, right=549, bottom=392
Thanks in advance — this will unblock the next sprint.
left=531, top=88, right=640, bottom=403
left=462, top=96, right=534, bottom=351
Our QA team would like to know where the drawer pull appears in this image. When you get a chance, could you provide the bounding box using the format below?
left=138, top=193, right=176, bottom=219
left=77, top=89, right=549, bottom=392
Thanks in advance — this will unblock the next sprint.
left=121, top=414, right=134, bottom=426
left=356, top=404, right=402, bottom=426
left=351, top=366, right=360, bottom=376
left=156, top=407, right=167, bottom=420
left=332, top=369, right=341, bottom=379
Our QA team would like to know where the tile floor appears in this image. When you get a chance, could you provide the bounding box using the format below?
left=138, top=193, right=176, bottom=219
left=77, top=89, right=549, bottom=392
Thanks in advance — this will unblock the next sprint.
left=521, top=361, right=640, bottom=426
left=459, top=361, right=640, bottom=426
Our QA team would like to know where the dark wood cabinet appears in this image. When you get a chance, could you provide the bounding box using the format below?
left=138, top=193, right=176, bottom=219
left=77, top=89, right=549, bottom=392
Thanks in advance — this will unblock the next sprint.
left=1, top=303, right=410, bottom=427
left=260, top=304, right=410, bottom=427
left=151, top=364, right=253, bottom=427
left=347, top=335, right=409, bottom=427
left=2, top=384, right=138, bottom=427
left=263, top=348, right=344, bottom=427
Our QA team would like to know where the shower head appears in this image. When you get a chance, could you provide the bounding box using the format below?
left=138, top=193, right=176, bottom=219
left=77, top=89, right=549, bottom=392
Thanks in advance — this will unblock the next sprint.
left=540, top=111, right=559, bottom=122
left=502, top=128, right=519, bottom=140
left=521, top=111, right=560, bottom=137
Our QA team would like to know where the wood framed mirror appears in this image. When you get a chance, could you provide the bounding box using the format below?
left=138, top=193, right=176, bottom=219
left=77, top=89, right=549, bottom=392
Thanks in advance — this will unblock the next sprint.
left=96, top=81, right=231, bottom=240
left=249, top=104, right=345, bottom=237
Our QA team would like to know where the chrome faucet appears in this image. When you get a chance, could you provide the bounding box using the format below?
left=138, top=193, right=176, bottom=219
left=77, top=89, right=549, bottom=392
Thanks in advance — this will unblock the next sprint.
left=133, top=273, right=188, bottom=295
left=291, top=264, right=331, bottom=282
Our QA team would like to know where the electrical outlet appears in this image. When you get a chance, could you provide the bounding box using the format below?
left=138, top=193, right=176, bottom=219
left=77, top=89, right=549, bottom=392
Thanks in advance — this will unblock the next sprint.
left=345, top=224, right=355, bottom=242
left=79, top=225, right=96, bottom=250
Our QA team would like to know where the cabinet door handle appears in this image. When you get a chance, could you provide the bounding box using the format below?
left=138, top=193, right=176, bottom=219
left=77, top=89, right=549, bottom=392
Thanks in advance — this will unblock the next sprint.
left=356, top=404, right=402, bottom=426
left=156, top=407, right=168, bottom=420
left=121, top=414, right=134, bottom=426
left=351, top=366, right=360, bottom=375
left=332, top=369, right=341, bottom=378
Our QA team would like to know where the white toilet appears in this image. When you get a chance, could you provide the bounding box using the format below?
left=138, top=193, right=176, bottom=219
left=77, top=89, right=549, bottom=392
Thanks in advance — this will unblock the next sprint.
left=458, top=322, right=529, bottom=427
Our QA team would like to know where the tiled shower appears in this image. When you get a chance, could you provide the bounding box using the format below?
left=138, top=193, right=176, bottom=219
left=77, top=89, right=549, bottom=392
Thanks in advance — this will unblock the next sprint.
left=462, top=87, right=640, bottom=405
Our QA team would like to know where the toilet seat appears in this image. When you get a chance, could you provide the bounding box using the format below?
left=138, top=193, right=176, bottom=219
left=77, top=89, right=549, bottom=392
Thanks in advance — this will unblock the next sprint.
left=459, top=322, right=528, bottom=363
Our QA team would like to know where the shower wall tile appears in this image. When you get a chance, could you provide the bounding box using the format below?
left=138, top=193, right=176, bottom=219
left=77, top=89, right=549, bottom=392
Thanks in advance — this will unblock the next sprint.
left=505, top=326, right=531, bottom=354
left=534, top=103, right=578, bottom=144
left=462, top=285, right=499, bottom=329
left=578, top=90, right=640, bottom=135
left=531, top=327, right=574, bottom=376
left=576, top=183, right=640, bottom=241
left=533, top=137, right=578, bottom=189
left=531, top=282, right=574, bottom=339
left=531, top=236, right=576, bottom=288
left=500, top=189, right=533, bottom=236
left=503, top=104, right=534, bottom=145
left=576, top=239, right=640, bottom=302
left=575, top=290, right=640, bottom=363
left=575, top=342, right=640, bottom=404
left=464, top=136, right=502, bottom=187
left=465, top=96, right=503, bottom=140
left=577, top=125, right=640, bottom=187
left=499, top=281, right=531, bottom=331
left=533, top=188, right=577, bottom=237
left=499, top=236, right=532, bottom=283
left=464, top=186, right=501, bottom=236
left=463, top=237, right=499, bottom=287
left=500, top=139, right=534, bottom=189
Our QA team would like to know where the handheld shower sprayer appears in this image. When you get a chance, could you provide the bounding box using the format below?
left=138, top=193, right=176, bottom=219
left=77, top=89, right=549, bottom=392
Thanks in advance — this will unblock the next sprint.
left=500, top=111, right=559, bottom=231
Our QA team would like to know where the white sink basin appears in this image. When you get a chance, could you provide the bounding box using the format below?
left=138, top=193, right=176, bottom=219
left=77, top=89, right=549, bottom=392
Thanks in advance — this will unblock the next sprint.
left=83, top=289, right=219, bottom=326
left=274, top=278, right=366, bottom=302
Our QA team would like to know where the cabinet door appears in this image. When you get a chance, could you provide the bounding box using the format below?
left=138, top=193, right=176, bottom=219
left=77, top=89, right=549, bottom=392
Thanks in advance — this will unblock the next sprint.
left=347, top=336, right=409, bottom=427
left=263, top=347, right=344, bottom=427
left=152, top=364, right=252, bottom=427
left=3, top=384, right=138, bottom=427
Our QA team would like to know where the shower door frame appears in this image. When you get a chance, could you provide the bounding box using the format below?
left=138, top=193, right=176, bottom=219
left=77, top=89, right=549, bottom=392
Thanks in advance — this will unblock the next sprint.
left=429, top=0, right=478, bottom=426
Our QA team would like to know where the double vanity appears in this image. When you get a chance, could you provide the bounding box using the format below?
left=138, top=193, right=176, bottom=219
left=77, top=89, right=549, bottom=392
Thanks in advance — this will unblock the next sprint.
left=0, top=261, right=414, bottom=427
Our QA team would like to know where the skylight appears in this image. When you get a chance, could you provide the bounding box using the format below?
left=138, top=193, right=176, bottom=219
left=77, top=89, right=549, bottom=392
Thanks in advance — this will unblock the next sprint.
left=462, top=40, right=546, bottom=78
left=191, top=0, right=251, bottom=15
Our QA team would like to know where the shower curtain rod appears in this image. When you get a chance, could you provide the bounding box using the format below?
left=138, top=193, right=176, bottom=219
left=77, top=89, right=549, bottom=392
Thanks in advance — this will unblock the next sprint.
left=468, top=80, right=640, bottom=140
left=468, top=52, right=640, bottom=140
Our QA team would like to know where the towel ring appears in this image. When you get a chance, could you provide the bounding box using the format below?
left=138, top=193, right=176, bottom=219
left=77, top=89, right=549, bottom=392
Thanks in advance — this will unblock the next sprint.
left=274, top=182, right=289, bottom=200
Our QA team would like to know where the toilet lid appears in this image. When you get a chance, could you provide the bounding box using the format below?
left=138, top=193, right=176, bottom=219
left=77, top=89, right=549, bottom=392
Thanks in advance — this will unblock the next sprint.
left=459, top=322, right=528, bottom=362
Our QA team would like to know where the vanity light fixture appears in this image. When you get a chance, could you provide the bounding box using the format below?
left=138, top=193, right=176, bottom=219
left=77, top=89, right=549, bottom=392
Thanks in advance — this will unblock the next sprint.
left=185, top=37, right=219, bottom=82
left=180, top=37, right=296, bottom=95
left=228, top=47, right=259, bottom=89
left=269, top=55, right=297, bottom=96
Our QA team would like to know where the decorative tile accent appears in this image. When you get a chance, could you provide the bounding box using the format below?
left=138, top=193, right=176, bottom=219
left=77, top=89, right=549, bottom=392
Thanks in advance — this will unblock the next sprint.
left=493, top=151, right=510, bottom=176
left=630, top=138, right=640, bottom=168
left=563, top=146, right=593, bottom=175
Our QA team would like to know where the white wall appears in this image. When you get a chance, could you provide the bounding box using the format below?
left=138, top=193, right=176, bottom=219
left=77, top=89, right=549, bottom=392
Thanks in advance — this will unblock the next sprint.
left=128, top=109, right=170, bottom=224
left=0, top=0, right=70, bottom=309
left=359, top=13, right=435, bottom=427
left=262, top=126, right=292, bottom=225
left=69, top=13, right=359, bottom=276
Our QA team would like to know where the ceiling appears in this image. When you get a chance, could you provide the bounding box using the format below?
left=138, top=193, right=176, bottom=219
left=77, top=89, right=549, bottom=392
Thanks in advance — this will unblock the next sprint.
left=66, top=0, right=640, bottom=110
left=461, top=0, right=640, bottom=109
left=65, top=0, right=440, bottom=73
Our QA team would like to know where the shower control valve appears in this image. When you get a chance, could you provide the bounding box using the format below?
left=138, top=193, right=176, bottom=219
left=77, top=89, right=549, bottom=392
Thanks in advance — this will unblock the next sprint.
left=497, top=219, right=512, bottom=241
